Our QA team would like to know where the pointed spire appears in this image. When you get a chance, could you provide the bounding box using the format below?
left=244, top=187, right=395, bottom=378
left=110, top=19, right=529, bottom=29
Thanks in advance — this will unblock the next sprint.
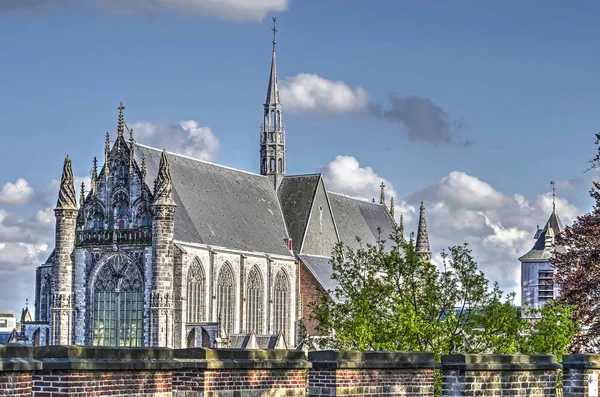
left=79, top=181, right=85, bottom=208
left=380, top=181, right=385, bottom=205
left=265, top=17, right=280, bottom=105
left=90, top=157, right=97, bottom=194
left=416, top=201, right=431, bottom=258
left=390, top=196, right=395, bottom=217
left=399, top=214, right=404, bottom=238
left=153, top=150, right=175, bottom=206
left=117, top=102, right=125, bottom=139
left=104, top=132, right=110, bottom=176
left=141, top=154, right=147, bottom=181
left=56, top=156, right=77, bottom=210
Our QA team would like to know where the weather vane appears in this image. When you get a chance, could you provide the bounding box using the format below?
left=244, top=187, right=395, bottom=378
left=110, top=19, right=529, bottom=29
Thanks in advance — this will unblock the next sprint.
left=550, top=180, right=556, bottom=212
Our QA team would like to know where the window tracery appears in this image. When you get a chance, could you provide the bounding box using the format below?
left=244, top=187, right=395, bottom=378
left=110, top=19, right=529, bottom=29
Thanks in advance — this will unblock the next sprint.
left=216, top=264, right=235, bottom=336
left=92, top=255, right=143, bottom=347
left=186, top=260, right=206, bottom=324
left=245, top=266, right=263, bottom=333
left=273, top=269, right=289, bottom=341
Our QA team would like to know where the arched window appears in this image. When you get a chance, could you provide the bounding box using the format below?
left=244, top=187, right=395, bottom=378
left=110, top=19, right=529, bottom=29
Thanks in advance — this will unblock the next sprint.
left=187, top=260, right=206, bottom=324
left=92, top=255, right=143, bottom=347
left=278, top=158, right=283, bottom=173
left=273, top=270, right=289, bottom=341
left=41, top=278, right=51, bottom=322
left=113, top=191, right=129, bottom=217
left=245, top=267, right=263, bottom=333
left=269, top=158, right=275, bottom=173
left=87, top=201, right=104, bottom=229
left=216, top=264, right=235, bottom=336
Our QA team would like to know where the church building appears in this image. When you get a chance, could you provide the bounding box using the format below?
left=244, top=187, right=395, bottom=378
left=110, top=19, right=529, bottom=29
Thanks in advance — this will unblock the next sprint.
left=30, top=20, right=431, bottom=348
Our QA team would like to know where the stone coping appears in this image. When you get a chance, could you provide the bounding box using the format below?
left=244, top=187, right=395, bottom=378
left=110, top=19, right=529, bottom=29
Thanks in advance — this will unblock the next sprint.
left=308, top=350, right=440, bottom=369
left=0, top=346, right=42, bottom=372
left=174, top=348, right=310, bottom=370
left=442, top=354, right=561, bottom=371
left=563, top=354, right=600, bottom=370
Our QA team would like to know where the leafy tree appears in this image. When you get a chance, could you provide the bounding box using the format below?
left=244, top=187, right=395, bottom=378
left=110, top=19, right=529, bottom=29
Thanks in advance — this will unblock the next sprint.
left=312, top=230, right=575, bottom=357
left=552, top=132, right=600, bottom=352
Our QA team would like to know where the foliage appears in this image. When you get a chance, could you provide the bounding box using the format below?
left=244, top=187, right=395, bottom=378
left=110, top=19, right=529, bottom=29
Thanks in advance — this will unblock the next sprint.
left=312, top=230, right=576, bottom=357
left=552, top=132, right=600, bottom=352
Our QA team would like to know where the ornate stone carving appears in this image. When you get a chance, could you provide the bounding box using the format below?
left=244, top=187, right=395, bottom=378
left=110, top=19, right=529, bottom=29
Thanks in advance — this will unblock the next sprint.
left=56, top=156, right=77, bottom=210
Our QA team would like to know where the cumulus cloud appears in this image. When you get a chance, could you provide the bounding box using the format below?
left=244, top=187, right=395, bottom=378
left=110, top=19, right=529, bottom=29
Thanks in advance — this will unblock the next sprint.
left=0, top=178, right=35, bottom=205
left=280, top=73, right=371, bottom=115
left=131, top=120, right=220, bottom=162
left=0, top=0, right=288, bottom=21
left=370, top=96, right=473, bottom=146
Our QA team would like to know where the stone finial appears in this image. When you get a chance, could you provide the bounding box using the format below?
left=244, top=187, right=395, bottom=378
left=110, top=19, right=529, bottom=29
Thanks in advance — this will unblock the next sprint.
left=104, top=132, right=110, bottom=176
left=153, top=150, right=175, bottom=206
left=399, top=214, right=404, bottom=238
left=416, top=201, right=431, bottom=258
left=390, top=196, right=395, bottom=217
left=117, top=102, right=125, bottom=139
left=141, top=154, right=147, bottom=181
left=79, top=181, right=85, bottom=208
left=129, top=128, right=135, bottom=169
left=91, top=157, right=97, bottom=194
left=380, top=181, right=385, bottom=205
left=56, top=156, right=78, bottom=210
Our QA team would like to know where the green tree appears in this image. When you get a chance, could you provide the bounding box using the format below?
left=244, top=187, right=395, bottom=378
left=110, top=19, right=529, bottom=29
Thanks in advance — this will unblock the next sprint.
left=312, top=230, right=575, bottom=357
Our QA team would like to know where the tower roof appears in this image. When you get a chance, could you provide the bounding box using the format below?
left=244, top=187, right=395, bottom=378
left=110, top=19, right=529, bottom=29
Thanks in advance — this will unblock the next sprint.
left=56, top=156, right=77, bottom=210
left=416, top=201, right=430, bottom=254
left=519, top=208, right=565, bottom=263
left=265, top=17, right=280, bottom=106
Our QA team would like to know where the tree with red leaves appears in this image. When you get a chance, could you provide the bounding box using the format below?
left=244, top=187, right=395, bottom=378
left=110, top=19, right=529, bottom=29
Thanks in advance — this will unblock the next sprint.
left=553, top=133, right=600, bottom=352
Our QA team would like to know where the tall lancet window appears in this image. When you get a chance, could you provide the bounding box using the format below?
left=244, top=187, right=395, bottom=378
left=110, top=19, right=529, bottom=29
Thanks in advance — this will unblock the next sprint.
left=92, top=255, right=143, bottom=347
left=41, top=278, right=51, bottom=322
left=187, top=259, right=206, bottom=323
left=245, top=267, right=263, bottom=333
left=216, top=264, right=235, bottom=336
left=273, top=269, right=289, bottom=341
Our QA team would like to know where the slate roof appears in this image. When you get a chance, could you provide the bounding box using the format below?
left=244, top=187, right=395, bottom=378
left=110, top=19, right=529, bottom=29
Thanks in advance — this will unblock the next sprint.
left=135, top=144, right=293, bottom=257
left=519, top=211, right=565, bottom=263
left=228, top=333, right=253, bottom=349
left=299, top=254, right=341, bottom=302
left=327, top=193, right=396, bottom=251
left=256, top=334, right=286, bottom=349
left=277, top=175, right=321, bottom=251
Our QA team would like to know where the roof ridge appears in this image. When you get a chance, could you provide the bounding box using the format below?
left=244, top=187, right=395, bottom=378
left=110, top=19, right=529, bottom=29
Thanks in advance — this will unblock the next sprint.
left=328, top=191, right=386, bottom=206
left=285, top=173, right=322, bottom=178
left=135, top=143, right=265, bottom=178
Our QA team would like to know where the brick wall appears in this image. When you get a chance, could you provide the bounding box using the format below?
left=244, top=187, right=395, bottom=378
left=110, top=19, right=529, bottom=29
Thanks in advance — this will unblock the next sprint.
left=308, top=351, right=438, bottom=397
left=442, top=354, right=560, bottom=397
left=0, top=372, right=33, bottom=397
left=563, top=354, right=600, bottom=397
left=173, top=348, right=309, bottom=397
left=299, top=261, right=326, bottom=335
left=0, top=346, right=40, bottom=397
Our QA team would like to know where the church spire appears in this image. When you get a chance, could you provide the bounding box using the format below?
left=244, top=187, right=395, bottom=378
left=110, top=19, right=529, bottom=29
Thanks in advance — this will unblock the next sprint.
left=416, top=201, right=431, bottom=260
left=260, top=17, right=286, bottom=191
left=56, top=156, right=77, bottom=210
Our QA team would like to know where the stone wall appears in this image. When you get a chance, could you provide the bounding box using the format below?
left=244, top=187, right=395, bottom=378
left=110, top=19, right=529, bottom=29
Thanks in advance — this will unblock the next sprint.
left=442, top=354, right=561, bottom=397
left=309, top=351, right=437, bottom=397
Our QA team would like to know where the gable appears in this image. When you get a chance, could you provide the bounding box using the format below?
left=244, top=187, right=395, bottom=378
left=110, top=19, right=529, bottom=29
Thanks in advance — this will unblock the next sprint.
left=300, top=177, right=339, bottom=256
left=277, top=175, right=320, bottom=252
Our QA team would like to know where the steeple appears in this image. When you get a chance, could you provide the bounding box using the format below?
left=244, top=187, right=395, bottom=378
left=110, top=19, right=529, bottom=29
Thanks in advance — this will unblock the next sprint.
left=56, top=156, right=77, bottom=210
left=416, top=201, right=431, bottom=260
left=260, top=17, right=286, bottom=191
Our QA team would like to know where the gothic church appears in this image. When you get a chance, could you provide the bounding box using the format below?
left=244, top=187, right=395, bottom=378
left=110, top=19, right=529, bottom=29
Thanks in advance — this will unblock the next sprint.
left=30, top=22, right=431, bottom=348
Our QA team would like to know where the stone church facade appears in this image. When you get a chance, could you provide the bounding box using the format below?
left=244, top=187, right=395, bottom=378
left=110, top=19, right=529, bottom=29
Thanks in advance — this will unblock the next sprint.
left=30, top=21, right=431, bottom=348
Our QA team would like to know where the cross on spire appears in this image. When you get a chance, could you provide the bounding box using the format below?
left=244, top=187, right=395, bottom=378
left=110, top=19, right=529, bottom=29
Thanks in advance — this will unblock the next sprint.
left=271, top=17, right=278, bottom=46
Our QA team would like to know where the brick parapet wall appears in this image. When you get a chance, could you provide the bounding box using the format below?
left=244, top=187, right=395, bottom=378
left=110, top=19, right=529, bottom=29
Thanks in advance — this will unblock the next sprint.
left=308, top=350, right=438, bottom=397
left=172, top=348, right=310, bottom=397
left=0, top=346, right=41, bottom=397
left=441, top=354, right=560, bottom=397
left=563, top=354, right=600, bottom=397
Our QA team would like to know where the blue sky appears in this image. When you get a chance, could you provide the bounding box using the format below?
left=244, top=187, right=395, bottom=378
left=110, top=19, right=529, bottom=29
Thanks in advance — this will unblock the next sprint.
left=0, top=0, right=598, bottom=314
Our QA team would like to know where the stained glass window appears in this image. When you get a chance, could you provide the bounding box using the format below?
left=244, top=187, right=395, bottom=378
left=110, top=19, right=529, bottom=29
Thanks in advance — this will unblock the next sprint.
left=273, top=269, right=289, bottom=342
left=92, top=255, right=143, bottom=346
left=245, top=267, right=263, bottom=333
left=216, top=264, right=235, bottom=336
left=186, top=259, right=206, bottom=324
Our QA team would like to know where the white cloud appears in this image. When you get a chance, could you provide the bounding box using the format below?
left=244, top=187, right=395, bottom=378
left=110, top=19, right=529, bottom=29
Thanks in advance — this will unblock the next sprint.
left=131, top=120, right=220, bottom=162
left=97, top=0, right=288, bottom=21
left=280, top=73, right=370, bottom=115
left=0, top=0, right=288, bottom=21
left=0, top=178, right=35, bottom=205
left=318, top=155, right=416, bottom=224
